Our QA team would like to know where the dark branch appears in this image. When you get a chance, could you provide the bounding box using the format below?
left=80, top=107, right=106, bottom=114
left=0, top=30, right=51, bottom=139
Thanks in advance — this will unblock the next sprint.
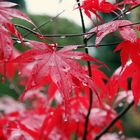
left=94, top=101, right=134, bottom=140
left=15, top=20, right=140, bottom=40
left=76, top=1, right=93, bottom=140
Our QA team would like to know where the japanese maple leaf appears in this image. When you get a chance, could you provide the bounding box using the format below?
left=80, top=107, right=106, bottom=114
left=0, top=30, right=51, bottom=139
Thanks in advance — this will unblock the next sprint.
left=118, top=62, right=140, bottom=105
left=80, top=0, right=118, bottom=23
left=85, top=20, right=137, bottom=46
left=13, top=41, right=105, bottom=103
left=0, top=2, right=32, bottom=81
left=0, top=27, right=14, bottom=82
left=0, top=2, right=32, bottom=40
left=120, top=0, right=140, bottom=5
left=73, top=65, right=108, bottom=100
left=114, top=38, right=140, bottom=69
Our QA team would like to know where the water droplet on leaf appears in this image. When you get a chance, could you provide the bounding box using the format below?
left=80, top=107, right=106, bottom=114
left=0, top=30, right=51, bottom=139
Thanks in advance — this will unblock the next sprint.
left=60, top=36, right=66, bottom=39
left=64, top=118, right=68, bottom=122
left=82, top=82, right=87, bottom=86
left=17, top=40, right=21, bottom=44
left=18, top=71, right=21, bottom=75
left=118, top=131, right=123, bottom=135
left=126, top=11, right=131, bottom=15
left=118, top=103, right=123, bottom=107
left=50, top=112, right=54, bottom=115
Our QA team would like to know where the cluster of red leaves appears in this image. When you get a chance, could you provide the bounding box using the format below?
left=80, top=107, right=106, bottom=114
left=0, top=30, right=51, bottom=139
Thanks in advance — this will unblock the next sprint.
left=0, top=1, right=140, bottom=140
left=85, top=18, right=140, bottom=105
left=0, top=1, right=32, bottom=82
left=80, top=0, right=118, bottom=23
left=0, top=95, right=121, bottom=140
left=80, top=0, right=140, bottom=23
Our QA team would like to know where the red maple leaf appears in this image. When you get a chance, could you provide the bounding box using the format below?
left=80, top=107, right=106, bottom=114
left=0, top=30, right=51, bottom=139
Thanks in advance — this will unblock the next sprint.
left=114, top=38, right=140, bottom=69
left=85, top=20, right=137, bottom=46
left=80, top=0, right=118, bottom=23
left=13, top=41, right=105, bottom=104
left=0, top=1, right=32, bottom=40
left=120, top=0, right=140, bottom=6
left=118, top=63, right=140, bottom=105
left=0, top=2, right=32, bottom=81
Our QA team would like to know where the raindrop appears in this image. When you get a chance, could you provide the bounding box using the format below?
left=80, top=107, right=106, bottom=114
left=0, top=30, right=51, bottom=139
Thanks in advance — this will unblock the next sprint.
left=50, top=112, right=54, bottom=115
left=73, top=46, right=78, bottom=50
left=64, top=118, right=68, bottom=122
left=17, top=40, right=21, bottom=44
left=18, top=71, right=21, bottom=75
left=84, top=35, right=88, bottom=38
left=60, top=36, right=66, bottom=39
left=126, top=11, right=131, bottom=15
left=118, top=103, right=123, bottom=107
left=82, top=82, right=87, bottom=86
left=63, top=115, right=68, bottom=122
left=118, top=131, right=123, bottom=135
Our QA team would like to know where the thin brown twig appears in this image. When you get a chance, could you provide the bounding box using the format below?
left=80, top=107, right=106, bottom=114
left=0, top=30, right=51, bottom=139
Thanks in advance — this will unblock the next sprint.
left=14, top=21, right=140, bottom=39
left=76, top=1, right=93, bottom=140
left=94, top=101, right=134, bottom=140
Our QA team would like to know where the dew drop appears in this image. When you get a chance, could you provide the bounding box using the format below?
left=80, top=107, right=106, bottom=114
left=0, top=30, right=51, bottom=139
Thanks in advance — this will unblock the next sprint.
left=126, top=11, right=131, bottom=15
left=64, top=118, right=68, bottom=122
left=17, top=40, right=21, bottom=44
left=60, top=36, right=66, bottom=39
left=63, top=115, right=68, bottom=122
left=118, top=131, right=123, bottom=135
left=50, top=112, right=54, bottom=115
left=84, top=35, right=87, bottom=38
left=18, top=71, right=21, bottom=75
left=73, top=47, right=78, bottom=50
left=118, top=103, right=123, bottom=107
left=82, top=82, right=87, bottom=86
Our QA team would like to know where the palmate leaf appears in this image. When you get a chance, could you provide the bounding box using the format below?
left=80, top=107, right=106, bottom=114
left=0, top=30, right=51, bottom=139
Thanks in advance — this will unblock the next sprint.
left=0, top=1, right=33, bottom=81
left=112, top=39, right=140, bottom=105
left=0, top=1, right=32, bottom=41
left=120, top=0, right=140, bottom=5
left=118, top=63, right=140, bottom=105
left=13, top=41, right=105, bottom=104
left=85, top=20, right=137, bottom=46
left=114, top=38, right=140, bottom=69
left=80, top=0, right=117, bottom=23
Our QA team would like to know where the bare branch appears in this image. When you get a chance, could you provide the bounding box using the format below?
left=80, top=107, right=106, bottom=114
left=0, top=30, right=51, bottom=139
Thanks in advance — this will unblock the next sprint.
left=94, top=101, right=134, bottom=140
